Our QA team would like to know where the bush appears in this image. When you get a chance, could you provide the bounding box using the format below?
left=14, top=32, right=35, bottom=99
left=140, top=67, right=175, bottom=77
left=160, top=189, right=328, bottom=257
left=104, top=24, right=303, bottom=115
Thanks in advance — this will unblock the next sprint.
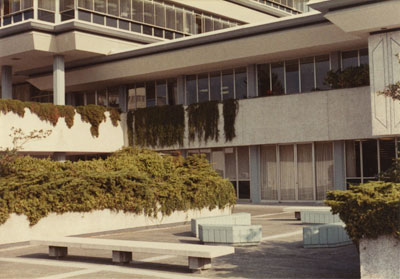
left=0, top=148, right=236, bottom=226
left=325, top=64, right=369, bottom=89
left=325, top=182, right=400, bottom=244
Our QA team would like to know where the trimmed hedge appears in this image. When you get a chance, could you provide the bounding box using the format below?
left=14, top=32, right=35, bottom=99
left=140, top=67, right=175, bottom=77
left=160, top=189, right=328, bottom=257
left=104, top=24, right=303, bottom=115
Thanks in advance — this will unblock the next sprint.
left=0, top=148, right=236, bottom=226
left=325, top=182, right=400, bottom=244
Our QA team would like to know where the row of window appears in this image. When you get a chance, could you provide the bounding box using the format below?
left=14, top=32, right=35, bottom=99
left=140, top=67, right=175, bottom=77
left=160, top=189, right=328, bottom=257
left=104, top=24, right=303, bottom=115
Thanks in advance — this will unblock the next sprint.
left=0, top=0, right=56, bottom=25
left=254, top=0, right=310, bottom=14
left=76, top=0, right=238, bottom=35
left=257, top=48, right=368, bottom=96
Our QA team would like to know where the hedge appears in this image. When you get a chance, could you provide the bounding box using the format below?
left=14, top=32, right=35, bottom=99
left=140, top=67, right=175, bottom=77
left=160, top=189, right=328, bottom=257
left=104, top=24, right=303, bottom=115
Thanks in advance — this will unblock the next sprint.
left=325, top=182, right=400, bottom=244
left=0, top=148, right=236, bottom=226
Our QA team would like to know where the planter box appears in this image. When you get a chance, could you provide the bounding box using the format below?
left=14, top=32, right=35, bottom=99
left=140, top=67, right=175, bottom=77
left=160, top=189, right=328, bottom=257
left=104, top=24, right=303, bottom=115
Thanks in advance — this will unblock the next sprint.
left=360, top=235, right=400, bottom=279
left=199, top=224, right=262, bottom=245
left=191, top=213, right=251, bottom=237
left=303, top=223, right=352, bottom=248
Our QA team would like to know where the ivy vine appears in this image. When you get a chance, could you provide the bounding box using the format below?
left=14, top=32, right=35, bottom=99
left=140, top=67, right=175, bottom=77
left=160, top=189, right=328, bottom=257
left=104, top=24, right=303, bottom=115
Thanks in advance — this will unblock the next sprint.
left=187, top=101, right=219, bottom=144
left=0, top=99, right=120, bottom=138
left=132, top=105, right=185, bottom=147
left=223, top=99, right=239, bottom=142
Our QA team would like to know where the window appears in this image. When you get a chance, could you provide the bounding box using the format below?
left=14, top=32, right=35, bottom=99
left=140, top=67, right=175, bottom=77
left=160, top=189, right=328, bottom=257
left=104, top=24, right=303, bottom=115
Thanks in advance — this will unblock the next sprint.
left=175, top=8, right=183, bottom=32
left=120, top=0, right=130, bottom=19
left=38, top=0, right=55, bottom=11
left=197, top=74, right=209, bottom=103
left=341, top=50, right=358, bottom=69
left=222, top=69, right=234, bottom=100
left=143, top=0, right=154, bottom=24
left=146, top=81, right=156, bottom=107
left=315, top=142, right=333, bottom=200
left=167, top=79, right=177, bottom=105
left=23, top=0, right=33, bottom=9
left=315, top=55, right=330, bottom=90
left=186, top=75, right=197, bottom=105
left=297, top=144, right=313, bottom=200
left=60, top=0, right=74, bottom=11
left=359, top=48, right=369, bottom=66
left=11, top=0, right=20, bottom=13
left=280, top=145, right=295, bottom=200
left=136, top=83, right=146, bottom=108
left=271, top=62, right=284, bottom=95
left=132, top=0, right=143, bottom=22
left=166, top=5, right=175, bottom=30
left=300, top=57, right=314, bottom=93
left=285, top=59, right=299, bottom=94
left=108, top=87, right=119, bottom=108
left=155, top=2, right=165, bottom=27
left=97, top=89, right=107, bottom=106
left=235, top=68, right=247, bottom=99
left=257, top=64, right=271, bottom=96
left=79, top=0, right=93, bottom=10
left=94, top=0, right=106, bottom=13
left=261, top=145, right=278, bottom=200
left=184, top=10, right=194, bottom=34
left=204, top=16, right=213, bottom=32
left=156, top=80, right=167, bottom=106
left=210, top=72, right=221, bottom=101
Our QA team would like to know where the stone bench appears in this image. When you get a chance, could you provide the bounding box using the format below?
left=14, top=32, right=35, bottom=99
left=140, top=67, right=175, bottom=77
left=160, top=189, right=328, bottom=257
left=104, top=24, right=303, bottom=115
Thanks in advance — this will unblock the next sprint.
left=300, top=210, right=342, bottom=224
left=191, top=213, right=251, bottom=238
left=30, top=236, right=234, bottom=272
left=199, top=224, right=262, bottom=246
left=303, top=223, right=352, bottom=248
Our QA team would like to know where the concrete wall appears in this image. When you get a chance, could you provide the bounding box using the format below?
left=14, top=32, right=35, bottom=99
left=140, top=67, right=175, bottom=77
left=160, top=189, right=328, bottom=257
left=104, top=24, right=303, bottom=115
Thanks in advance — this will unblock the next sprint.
left=159, top=86, right=373, bottom=151
left=360, top=235, right=400, bottom=279
left=0, top=207, right=231, bottom=245
left=0, top=109, right=126, bottom=153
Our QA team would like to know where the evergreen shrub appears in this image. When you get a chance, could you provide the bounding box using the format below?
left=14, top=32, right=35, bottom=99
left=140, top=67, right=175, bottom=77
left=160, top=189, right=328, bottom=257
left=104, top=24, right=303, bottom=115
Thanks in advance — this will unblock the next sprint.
left=0, top=148, right=236, bottom=226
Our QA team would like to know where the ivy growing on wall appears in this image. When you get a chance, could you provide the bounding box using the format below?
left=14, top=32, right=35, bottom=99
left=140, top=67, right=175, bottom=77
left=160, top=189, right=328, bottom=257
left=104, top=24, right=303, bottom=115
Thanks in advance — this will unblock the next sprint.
left=223, top=99, right=239, bottom=142
left=0, top=99, right=120, bottom=137
left=187, top=101, right=219, bottom=143
left=132, top=105, right=185, bottom=147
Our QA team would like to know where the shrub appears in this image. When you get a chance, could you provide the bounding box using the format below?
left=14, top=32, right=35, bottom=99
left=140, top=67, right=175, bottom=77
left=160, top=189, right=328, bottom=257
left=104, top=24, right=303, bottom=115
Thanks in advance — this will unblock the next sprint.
left=0, top=148, right=236, bottom=226
left=325, top=182, right=400, bottom=244
left=325, top=64, right=369, bottom=89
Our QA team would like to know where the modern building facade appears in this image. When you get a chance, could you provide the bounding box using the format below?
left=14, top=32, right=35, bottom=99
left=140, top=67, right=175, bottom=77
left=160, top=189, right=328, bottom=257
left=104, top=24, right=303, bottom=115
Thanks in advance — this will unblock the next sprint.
left=1, top=0, right=400, bottom=203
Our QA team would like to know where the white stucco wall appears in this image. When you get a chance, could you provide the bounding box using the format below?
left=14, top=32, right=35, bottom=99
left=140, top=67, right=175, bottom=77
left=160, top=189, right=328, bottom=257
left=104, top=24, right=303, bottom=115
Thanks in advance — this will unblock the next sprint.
left=359, top=235, right=400, bottom=279
left=0, top=207, right=231, bottom=245
left=0, top=108, right=126, bottom=153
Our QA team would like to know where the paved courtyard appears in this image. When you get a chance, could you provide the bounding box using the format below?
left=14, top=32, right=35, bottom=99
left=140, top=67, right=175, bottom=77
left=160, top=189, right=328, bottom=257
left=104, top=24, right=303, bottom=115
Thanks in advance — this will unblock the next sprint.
left=0, top=204, right=360, bottom=279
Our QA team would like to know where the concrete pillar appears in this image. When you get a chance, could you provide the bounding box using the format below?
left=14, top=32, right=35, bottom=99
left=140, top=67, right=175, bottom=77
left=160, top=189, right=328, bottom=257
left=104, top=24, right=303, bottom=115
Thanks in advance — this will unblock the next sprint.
left=247, top=65, right=257, bottom=98
left=55, top=0, right=61, bottom=23
left=368, top=30, right=400, bottom=135
left=1, top=65, right=12, bottom=99
left=119, top=85, right=128, bottom=112
left=53, top=55, right=65, bottom=105
left=33, top=0, right=38, bottom=20
left=333, top=141, right=346, bottom=190
left=249, top=145, right=261, bottom=203
left=53, top=152, right=66, bottom=162
left=177, top=76, right=185, bottom=105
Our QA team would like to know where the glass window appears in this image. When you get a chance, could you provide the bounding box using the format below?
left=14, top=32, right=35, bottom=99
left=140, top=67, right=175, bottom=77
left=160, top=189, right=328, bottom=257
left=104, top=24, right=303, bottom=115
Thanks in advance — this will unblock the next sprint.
left=166, top=5, right=175, bottom=30
left=359, top=48, right=369, bottom=66
left=136, top=83, right=146, bottom=108
left=362, top=139, right=378, bottom=177
left=156, top=80, right=167, bottom=106
left=167, top=79, right=177, bottom=105
left=261, top=145, right=278, bottom=200
left=146, top=81, right=156, bottom=107
left=94, top=0, right=106, bottom=13
left=108, top=87, right=119, bottom=108
left=285, top=59, right=299, bottom=94
left=271, top=62, right=284, bottom=95
left=86, top=91, right=96, bottom=104
left=297, top=144, right=313, bottom=200
left=120, top=0, right=130, bottom=19
left=3, top=0, right=11, bottom=15
left=235, top=67, right=247, bottom=99
left=132, top=0, right=143, bottom=22
left=128, top=86, right=136, bottom=110
left=315, top=55, right=330, bottom=90
left=225, top=148, right=236, bottom=180
left=315, top=142, right=333, bottom=200
left=195, top=14, right=202, bottom=34
left=142, top=25, right=152, bottom=35
left=38, top=0, right=55, bottom=11
left=60, top=0, right=74, bottom=11
left=155, top=2, right=165, bottom=27
left=210, top=72, right=221, bottom=101
left=300, top=57, right=314, bottom=93
left=73, top=92, right=85, bottom=106
left=346, top=140, right=361, bottom=178
left=379, top=138, right=396, bottom=173
left=23, top=0, right=33, bottom=9
left=184, top=10, right=194, bottom=34
left=280, top=145, right=295, bottom=200
left=175, top=8, right=184, bottom=32
left=143, top=0, right=154, bottom=24
left=342, top=50, right=358, bottom=69
left=204, top=16, right=213, bottom=32
left=257, top=64, right=271, bottom=96
left=213, top=19, right=222, bottom=30
left=97, top=89, right=107, bottom=106
left=11, top=0, right=20, bottom=12
left=78, top=0, right=93, bottom=10
left=186, top=75, right=197, bottom=105
left=197, top=74, right=209, bottom=103
left=238, top=146, right=250, bottom=199
left=222, top=70, right=234, bottom=100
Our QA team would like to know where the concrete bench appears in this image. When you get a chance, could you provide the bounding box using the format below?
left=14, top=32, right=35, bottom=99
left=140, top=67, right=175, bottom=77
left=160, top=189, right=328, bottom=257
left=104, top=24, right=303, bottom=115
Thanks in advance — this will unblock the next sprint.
left=199, top=224, right=262, bottom=246
left=300, top=210, right=342, bottom=224
left=191, top=213, right=251, bottom=237
left=303, top=223, right=352, bottom=248
left=30, top=237, right=234, bottom=272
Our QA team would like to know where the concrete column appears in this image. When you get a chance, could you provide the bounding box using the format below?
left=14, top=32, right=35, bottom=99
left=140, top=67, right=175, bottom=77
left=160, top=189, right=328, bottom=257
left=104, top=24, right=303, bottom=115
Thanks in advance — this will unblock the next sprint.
left=53, top=152, right=66, bottom=162
left=333, top=141, right=346, bottom=190
left=368, top=30, right=400, bottom=136
left=1, top=65, right=12, bottom=99
left=119, top=85, right=128, bottom=112
left=247, top=65, right=257, bottom=98
left=53, top=55, right=65, bottom=105
left=33, top=0, right=38, bottom=20
left=177, top=76, right=185, bottom=105
left=55, top=0, right=61, bottom=23
left=249, top=145, right=261, bottom=203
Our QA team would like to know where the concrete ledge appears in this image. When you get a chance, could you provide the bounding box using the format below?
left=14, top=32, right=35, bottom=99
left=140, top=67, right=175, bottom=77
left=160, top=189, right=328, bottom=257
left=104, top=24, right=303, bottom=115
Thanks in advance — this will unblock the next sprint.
left=303, top=223, right=352, bottom=248
left=191, top=213, right=251, bottom=237
left=199, top=224, right=262, bottom=246
left=301, top=210, right=342, bottom=224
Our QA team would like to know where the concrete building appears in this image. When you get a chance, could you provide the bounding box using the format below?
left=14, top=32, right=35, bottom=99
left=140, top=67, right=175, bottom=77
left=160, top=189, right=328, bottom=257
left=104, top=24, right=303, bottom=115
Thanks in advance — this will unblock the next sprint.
left=1, top=0, right=400, bottom=203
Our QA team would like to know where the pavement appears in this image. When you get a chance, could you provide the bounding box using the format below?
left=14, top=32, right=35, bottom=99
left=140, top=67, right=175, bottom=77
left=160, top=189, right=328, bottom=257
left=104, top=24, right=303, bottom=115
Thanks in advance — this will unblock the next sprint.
left=0, top=204, right=360, bottom=279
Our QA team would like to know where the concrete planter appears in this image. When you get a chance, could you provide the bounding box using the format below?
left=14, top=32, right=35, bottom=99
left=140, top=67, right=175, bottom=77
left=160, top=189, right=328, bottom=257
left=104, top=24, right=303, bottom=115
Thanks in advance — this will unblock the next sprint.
left=360, top=235, right=400, bottom=279
left=0, top=207, right=230, bottom=246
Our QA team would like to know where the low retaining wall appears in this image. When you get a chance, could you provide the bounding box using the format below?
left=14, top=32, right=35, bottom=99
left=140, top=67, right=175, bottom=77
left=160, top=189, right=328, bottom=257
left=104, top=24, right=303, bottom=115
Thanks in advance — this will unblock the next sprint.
left=0, top=207, right=231, bottom=245
left=360, top=235, right=400, bottom=279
